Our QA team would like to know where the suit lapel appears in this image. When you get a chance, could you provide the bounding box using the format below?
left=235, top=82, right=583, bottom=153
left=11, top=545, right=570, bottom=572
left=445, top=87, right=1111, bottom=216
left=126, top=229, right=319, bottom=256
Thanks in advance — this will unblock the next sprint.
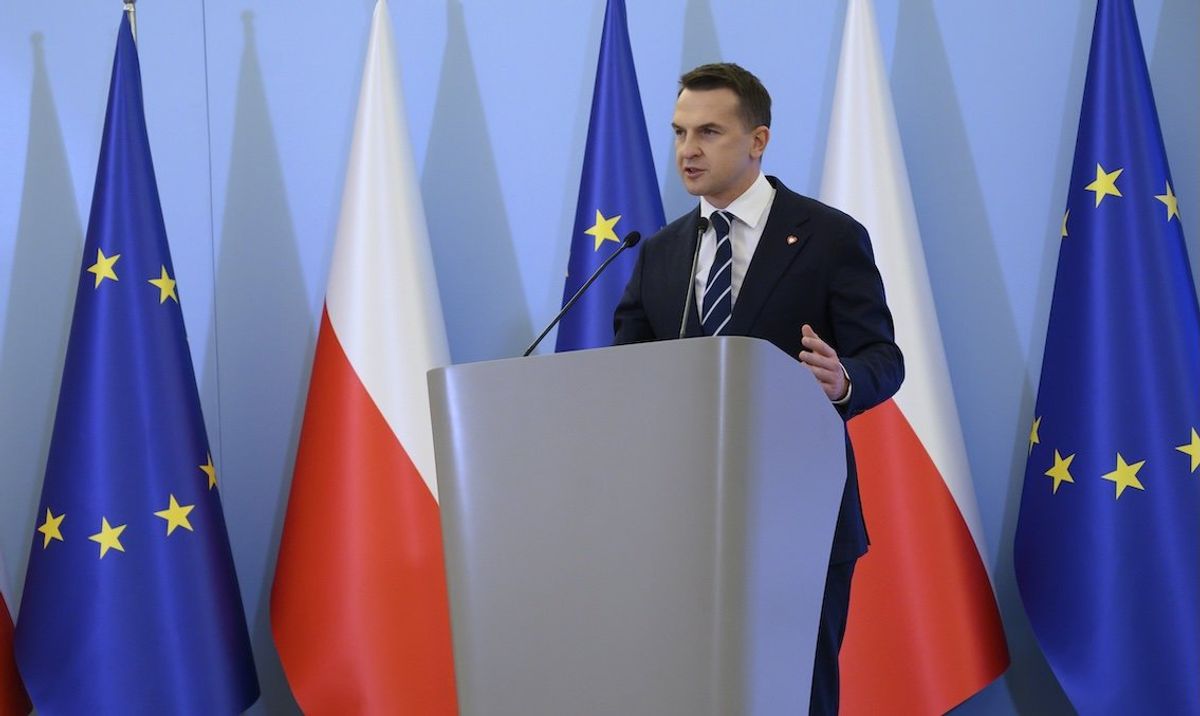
left=727, top=184, right=811, bottom=335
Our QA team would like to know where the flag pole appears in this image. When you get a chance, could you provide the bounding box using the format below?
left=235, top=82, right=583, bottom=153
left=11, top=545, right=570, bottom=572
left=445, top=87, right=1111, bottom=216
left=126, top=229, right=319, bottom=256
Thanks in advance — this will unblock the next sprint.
left=123, top=0, right=137, bottom=43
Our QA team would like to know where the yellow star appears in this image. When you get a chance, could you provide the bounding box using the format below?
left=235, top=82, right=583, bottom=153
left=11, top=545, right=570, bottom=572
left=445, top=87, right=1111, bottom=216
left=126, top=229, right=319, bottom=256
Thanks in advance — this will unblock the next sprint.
left=1044, top=450, right=1076, bottom=494
left=86, top=248, right=121, bottom=288
left=37, top=508, right=65, bottom=548
left=200, top=453, right=217, bottom=490
left=1155, top=182, right=1180, bottom=222
left=89, top=517, right=127, bottom=558
left=1028, top=416, right=1041, bottom=454
left=1101, top=453, right=1146, bottom=499
left=1176, top=428, right=1200, bottom=473
left=1061, top=210, right=1069, bottom=238
left=584, top=210, right=622, bottom=251
left=154, top=495, right=195, bottom=536
left=1084, top=164, right=1123, bottom=208
left=148, top=265, right=178, bottom=304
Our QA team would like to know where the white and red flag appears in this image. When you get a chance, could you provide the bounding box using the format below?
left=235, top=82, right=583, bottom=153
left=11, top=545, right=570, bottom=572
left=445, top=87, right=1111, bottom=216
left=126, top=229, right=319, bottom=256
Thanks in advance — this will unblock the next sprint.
left=270, top=1, right=457, bottom=712
left=0, top=555, right=29, bottom=716
left=820, top=0, right=1009, bottom=712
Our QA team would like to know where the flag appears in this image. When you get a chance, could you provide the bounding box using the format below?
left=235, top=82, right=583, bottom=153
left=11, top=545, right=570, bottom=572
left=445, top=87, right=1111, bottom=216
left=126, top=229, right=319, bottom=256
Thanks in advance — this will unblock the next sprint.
left=1014, top=0, right=1200, bottom=711
left=0, top=555, right=28, bottom=716
left=555, top=0, right=664, bottom=351
left=13, top=12, right=259, bottom=714
left=819, top=1, right=1009, bottom=712
left=269, top=1, right=458, bottom=712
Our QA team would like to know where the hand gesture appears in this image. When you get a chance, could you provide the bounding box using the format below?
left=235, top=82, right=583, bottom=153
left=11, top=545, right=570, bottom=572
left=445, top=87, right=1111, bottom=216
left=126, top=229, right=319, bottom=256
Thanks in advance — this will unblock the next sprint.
left=798, top=324, right=848, bottom=402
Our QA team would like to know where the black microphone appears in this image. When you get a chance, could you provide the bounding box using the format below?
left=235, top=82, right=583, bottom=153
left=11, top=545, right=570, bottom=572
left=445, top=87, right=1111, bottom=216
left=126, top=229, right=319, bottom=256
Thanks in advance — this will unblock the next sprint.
left=678, top=216, right=710, bottom=338
left=523, top=231, right=643, bottom=357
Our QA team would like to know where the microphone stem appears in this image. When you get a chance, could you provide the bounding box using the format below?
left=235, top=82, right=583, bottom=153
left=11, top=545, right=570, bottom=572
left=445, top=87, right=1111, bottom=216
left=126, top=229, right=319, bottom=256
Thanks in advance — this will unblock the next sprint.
left=678, top=220, right=707, bottom=339
left=523, top=239, right=634, bottom=357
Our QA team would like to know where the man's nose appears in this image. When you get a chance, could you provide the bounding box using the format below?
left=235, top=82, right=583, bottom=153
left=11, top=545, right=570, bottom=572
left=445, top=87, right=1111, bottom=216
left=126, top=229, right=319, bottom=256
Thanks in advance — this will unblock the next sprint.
left=678, top=133, right=700, bottom=158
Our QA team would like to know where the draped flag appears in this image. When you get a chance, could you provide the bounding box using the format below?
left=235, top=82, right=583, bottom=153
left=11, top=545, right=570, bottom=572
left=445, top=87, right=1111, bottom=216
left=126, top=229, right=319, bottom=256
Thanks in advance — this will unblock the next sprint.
left=0, top=555, right=28, bottom=716
left=555, top=0, right=664, bottom=351
left=820, top=1, right=1009, bottom=712
left=1014, top=0, right=1200, bottom=712
left=13, top=12, right=259, bottom=714
left=270, top=1, right=458, bottom=712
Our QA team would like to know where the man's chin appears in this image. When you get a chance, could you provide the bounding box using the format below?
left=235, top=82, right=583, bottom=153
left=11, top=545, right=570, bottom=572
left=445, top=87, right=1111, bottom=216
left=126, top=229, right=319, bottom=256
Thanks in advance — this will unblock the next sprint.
left=679, top=176, right=706, bottom=197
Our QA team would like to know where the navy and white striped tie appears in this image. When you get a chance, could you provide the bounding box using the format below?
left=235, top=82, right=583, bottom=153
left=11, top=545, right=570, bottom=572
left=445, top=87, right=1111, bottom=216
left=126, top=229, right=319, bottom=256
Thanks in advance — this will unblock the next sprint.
left=701, top=211, right=734, bottom=336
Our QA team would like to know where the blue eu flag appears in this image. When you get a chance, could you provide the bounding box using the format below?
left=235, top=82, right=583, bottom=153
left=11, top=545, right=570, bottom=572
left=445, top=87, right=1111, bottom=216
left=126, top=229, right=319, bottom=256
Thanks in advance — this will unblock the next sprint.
left=14, top=13, right=259, bottom=714
left=1014, top=0, right=1200, bottom=712
left=555, top=0, right=665, bottom=351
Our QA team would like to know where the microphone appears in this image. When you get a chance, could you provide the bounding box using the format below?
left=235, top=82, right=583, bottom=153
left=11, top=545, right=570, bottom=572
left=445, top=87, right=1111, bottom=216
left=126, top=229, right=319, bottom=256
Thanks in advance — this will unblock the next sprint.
left=523, top=230, right=643, bottom=357
left=678, top=216, right=710, bottom=339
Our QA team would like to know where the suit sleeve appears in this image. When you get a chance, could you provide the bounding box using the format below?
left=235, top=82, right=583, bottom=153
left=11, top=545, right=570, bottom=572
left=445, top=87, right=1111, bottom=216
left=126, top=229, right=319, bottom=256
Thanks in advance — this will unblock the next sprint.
left=828, top=220, right=904, bottom=419
left=612, top=242, right=657, bottom=345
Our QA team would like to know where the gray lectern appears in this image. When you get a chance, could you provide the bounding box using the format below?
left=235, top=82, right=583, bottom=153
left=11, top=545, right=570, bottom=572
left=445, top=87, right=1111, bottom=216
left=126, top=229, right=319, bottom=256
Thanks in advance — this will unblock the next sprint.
left=427, top=336, right=846, bottom=716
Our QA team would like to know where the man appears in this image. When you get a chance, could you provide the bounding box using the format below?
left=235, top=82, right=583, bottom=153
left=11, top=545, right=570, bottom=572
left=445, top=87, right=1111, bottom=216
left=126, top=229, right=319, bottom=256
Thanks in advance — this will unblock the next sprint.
left=613, top=63, right=903, bottom=714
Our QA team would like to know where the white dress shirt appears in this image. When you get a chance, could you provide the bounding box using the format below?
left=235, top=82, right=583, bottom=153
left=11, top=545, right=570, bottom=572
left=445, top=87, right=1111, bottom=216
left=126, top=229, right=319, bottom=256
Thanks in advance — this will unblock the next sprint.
left=694, top=172, right=776, bottom=312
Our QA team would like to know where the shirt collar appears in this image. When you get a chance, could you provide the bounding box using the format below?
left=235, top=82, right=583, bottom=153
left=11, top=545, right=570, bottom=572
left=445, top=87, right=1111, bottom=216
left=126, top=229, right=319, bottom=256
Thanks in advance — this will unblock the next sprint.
left=699, top=172, right=773, bottom=229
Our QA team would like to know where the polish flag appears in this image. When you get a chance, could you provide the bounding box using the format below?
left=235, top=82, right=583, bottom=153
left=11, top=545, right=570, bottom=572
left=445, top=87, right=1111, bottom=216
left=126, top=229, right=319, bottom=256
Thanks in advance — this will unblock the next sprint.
left=0, top=556, right=29, bottom=716
left=270, top=1, right=457, bottom=713
left=819, top=0, right=1009, bottom=712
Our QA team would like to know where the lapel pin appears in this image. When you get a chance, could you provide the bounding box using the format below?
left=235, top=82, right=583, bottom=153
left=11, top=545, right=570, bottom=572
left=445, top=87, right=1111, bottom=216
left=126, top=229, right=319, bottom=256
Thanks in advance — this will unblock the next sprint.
left=786, top=235, right=799, bottom=245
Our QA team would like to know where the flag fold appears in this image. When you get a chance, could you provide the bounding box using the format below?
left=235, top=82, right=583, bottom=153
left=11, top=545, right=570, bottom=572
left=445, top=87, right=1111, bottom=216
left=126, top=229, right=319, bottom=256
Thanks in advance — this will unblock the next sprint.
left=555, top=0, right=664, bottom=352
left=1015, top=0, right=1200, bottom=712
left=820, top=1, right=1009, bottom=712
left=270, top=1, right=458, bottom=713
left=14, top=13, right=259, bottom=714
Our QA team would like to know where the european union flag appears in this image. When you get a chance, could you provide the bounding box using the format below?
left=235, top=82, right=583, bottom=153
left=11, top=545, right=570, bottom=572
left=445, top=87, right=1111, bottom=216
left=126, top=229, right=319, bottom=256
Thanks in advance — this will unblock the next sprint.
left=1014, top=0, right=1200, bottom=712
left=14, top=13, right=259, bottom=714
left=555, top=0, right=665, bottom=351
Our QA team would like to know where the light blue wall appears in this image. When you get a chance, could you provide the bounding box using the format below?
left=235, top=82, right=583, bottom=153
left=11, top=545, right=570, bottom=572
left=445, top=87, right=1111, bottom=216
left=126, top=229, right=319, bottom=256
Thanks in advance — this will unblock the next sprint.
left=1, top=1, right=1196, bottom=713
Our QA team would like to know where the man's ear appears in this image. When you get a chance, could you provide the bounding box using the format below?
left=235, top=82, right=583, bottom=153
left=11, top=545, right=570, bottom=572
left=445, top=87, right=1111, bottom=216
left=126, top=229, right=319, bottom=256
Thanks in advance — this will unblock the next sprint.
left=751, top=125, right=770, bottom=159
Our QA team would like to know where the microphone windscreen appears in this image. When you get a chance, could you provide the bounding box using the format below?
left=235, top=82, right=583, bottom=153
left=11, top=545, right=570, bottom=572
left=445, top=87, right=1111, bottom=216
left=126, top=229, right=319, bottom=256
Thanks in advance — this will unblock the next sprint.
left=623, top=231, right=642, bottom=248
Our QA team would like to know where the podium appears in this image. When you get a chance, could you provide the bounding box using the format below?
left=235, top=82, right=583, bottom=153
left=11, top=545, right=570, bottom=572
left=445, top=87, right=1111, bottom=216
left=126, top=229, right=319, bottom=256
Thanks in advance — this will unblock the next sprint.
left=427, top=337, right=846, bottom=715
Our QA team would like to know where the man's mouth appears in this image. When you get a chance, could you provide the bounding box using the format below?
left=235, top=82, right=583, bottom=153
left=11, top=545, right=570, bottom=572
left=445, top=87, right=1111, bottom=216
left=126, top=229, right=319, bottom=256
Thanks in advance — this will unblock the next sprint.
left=682, top=167, right=704, bottom=179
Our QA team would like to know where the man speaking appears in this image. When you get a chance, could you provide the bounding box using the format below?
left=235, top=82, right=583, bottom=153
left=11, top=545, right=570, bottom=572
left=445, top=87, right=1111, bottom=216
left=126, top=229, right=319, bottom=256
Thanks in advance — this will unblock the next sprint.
left=613, top=63, right=903, bottom=715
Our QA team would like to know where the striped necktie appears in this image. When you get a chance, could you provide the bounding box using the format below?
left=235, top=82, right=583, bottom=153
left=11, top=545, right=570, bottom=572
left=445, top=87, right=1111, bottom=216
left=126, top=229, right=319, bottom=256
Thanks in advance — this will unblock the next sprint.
left=701, top=210, right=734, bottom=336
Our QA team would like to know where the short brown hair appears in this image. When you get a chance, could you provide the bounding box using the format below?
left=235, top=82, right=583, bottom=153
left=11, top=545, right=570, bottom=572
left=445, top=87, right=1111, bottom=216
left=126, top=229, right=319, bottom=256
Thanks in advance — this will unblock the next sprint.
left=679, top=63, right=771, bottom=129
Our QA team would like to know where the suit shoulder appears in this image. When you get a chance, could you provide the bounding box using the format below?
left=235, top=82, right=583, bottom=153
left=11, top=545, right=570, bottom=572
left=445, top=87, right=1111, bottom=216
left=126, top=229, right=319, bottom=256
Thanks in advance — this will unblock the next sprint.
left=779, top=188, right=866, bottom=237
left=768, top=181, right=876, bottom=265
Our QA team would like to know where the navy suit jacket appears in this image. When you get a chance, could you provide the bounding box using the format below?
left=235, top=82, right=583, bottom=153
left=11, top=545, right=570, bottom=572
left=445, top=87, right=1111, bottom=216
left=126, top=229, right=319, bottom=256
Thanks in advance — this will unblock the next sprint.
left=613, top=176, right=903, bottom=563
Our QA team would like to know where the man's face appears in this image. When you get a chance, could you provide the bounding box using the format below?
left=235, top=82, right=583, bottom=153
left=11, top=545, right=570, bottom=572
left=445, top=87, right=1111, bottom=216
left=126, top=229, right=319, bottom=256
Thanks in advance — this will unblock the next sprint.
left=672, top=87, right=769, bottom=209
